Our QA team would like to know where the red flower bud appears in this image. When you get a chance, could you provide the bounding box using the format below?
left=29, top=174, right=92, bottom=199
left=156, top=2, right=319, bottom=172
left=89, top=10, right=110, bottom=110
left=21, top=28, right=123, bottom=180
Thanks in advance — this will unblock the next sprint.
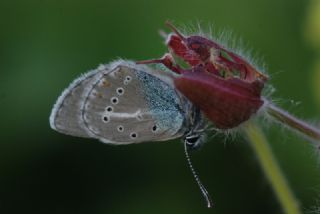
left=174, top=68, right=264, bottom=129
left=138, top=21, right=268, bottom=129
left=165, top=21, right=268, bottom=83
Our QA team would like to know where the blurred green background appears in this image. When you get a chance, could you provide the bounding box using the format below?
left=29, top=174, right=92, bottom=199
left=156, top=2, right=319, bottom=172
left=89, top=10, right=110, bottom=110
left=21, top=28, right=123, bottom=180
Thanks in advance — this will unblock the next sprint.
left=1, top=0, right=320, bottom=213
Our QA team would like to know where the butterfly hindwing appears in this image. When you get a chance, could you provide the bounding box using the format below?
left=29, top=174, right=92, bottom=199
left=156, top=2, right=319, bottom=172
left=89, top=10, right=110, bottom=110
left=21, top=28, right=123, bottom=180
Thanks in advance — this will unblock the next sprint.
left=49, top=66, right=105, bottom=138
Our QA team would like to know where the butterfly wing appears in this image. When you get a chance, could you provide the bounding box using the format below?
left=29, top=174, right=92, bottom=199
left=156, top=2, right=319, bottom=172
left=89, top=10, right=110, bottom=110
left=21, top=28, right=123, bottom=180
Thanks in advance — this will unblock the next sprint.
left=81, top=61, right=188, bottom=144
left=49, top=65, right=107, bottom=137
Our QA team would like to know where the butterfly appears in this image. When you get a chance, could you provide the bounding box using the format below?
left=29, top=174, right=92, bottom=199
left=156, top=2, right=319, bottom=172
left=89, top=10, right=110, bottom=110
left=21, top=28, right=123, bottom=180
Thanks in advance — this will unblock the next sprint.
left=49, top=60, right=213, bottom=207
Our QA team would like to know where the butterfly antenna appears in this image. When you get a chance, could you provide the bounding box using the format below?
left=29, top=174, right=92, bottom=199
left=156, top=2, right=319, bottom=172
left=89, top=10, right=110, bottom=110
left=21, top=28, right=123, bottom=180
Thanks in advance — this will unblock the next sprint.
left=184, top=141, right=213, bottom=208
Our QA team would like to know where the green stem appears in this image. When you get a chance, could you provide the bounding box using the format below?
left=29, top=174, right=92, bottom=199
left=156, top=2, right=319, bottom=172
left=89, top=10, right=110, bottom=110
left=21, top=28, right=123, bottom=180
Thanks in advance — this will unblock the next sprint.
left=244, top=122, right=301, bottom=214
left=266, top=102, right=320, bottom=143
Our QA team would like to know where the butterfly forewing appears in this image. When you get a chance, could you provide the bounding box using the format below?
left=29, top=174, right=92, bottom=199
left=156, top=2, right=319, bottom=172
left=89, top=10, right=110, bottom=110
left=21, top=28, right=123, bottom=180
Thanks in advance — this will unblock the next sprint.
left=82, top=63, right=187, bottom=144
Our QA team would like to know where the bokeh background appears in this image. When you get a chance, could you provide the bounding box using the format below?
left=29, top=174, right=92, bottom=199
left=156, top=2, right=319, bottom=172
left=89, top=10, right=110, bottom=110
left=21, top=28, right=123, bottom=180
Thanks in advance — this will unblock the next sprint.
left=1, top=0, right=320, bottom=213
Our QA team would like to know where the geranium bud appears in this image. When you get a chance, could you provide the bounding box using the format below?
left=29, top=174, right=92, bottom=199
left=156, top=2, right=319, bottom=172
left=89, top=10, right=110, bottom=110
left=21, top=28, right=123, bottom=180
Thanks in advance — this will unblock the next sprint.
left=165, top=21, right=268, bottom=83
left=174, top=68, right=264, bottom=129
left=138, top=22, right=268, bottom=129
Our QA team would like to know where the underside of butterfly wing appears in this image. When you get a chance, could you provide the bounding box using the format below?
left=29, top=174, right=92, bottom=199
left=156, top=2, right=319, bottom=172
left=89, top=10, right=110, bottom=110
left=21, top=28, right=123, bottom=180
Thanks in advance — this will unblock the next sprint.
left=49, top=66, right=106, bottom=138
left=82, top=63, right=188, bottom=144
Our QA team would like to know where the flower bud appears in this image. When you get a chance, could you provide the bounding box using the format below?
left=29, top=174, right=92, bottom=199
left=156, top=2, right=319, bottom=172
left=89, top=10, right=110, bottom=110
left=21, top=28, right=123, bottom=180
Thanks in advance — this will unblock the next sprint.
left=174, top=69, right=264, bottom=129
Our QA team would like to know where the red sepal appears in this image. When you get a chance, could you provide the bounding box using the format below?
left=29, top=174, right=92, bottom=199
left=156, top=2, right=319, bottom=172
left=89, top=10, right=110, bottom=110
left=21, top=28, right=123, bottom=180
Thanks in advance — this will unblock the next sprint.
left=174, top=71, right=264, bottom=129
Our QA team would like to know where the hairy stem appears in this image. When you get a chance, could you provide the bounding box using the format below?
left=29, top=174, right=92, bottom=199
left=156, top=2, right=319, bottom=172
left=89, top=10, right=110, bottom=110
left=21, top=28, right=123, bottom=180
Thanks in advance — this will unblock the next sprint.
left=244, top=122, right=301, bottom=214
left=266, top=102, right=320, bottom=143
